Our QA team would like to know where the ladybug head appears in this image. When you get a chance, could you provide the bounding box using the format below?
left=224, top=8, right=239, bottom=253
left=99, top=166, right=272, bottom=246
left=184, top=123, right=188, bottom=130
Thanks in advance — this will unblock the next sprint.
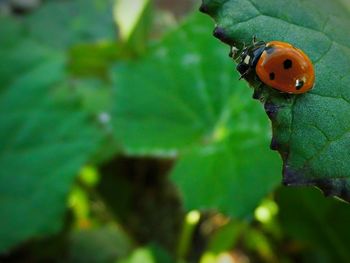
left=236, top=41, right=266, bottom=77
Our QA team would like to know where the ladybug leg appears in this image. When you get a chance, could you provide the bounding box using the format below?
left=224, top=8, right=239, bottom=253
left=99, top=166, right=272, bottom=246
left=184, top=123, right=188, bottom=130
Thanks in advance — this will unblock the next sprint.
left=229, top=45, right=239, bottom=59
left=252, top=83, right=264, bottom=100
left=229, top=46, right=233, bottom=57
left=239, top=68, right=251, bottom=80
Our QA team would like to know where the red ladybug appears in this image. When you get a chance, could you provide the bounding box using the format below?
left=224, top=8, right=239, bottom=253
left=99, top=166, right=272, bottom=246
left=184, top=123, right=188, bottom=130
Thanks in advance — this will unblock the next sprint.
left=236, top=40, right=315, bottom=94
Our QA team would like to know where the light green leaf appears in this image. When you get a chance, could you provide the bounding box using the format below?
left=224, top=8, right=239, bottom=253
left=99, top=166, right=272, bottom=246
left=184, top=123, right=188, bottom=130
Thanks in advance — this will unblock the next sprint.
left=112, top=14, right=280, bottom=217
left=201, top=0, right=350, bottom=201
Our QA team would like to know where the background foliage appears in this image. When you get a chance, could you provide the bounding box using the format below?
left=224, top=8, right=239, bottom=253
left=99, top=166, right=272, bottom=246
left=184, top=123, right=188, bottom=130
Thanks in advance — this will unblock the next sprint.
left=0, top=0, right=350, bottom=262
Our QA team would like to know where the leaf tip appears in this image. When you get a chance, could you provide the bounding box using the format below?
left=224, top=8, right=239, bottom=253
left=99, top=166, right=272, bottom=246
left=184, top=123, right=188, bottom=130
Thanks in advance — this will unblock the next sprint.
left=199, top=0, right=221, bottom=16
left=282, top=166, right=301, bottom=186
left=199, top=3, right=209, bottom=14
left=213, top=26, right=235, bottom=45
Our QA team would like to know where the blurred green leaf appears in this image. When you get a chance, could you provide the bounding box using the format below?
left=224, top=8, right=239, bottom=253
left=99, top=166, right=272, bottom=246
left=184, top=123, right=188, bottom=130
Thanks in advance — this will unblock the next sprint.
left=68, top=42, right=123, bottom=78
left=68, top=225, right=133, bottom=263
left=200, top=0, right=350, bottom=201
left=118, top=244, right=174, bottom=263
left=67, top=78, right=113, bottom=115
left=112, top=14, right=249, bottom=153
left=207, top=221, right=245, bottom=254
left=0, top=40, right=54, bottom=90
left=112, top=14, right=280, bottom=217
left=171, top=96, right=280, bottom=217
left=277, top=187, right=350, bottom=263
left=243, top=227, right=276, bottom=262
left=0, top=16, right=22, bottom=47
left=0, top=50, right=101, bottom=252
left=24, top=0, right=117, bottom=49
left=0, top=17, right=54, bottom=88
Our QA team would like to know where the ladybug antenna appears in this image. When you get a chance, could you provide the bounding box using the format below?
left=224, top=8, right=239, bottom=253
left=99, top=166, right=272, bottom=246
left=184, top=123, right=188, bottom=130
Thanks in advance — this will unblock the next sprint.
left=252, top=35, right=257, bottom=44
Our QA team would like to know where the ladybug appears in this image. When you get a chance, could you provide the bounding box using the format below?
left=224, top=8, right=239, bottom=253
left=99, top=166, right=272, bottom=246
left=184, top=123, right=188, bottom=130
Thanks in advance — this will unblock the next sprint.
left=235, top=39, right=315, bottom=94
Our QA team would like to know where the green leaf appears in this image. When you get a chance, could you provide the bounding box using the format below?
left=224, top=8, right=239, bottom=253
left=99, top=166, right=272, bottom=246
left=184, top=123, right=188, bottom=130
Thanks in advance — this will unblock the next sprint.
left=171, top=129, right=280, bottom=218
left=112, top=14, right=280, bottom=217
left=24, top=0, right=116, bottom=49
left=68, top=225, right=133, bottom=263
left=0, top=0, right=120, bottom=252
left=0, top=51, right=100, bottom=252
left=0, top=17, right=54, bottom=88
left=61, top=78, right=119, bottom=164
left=200, top=0, right=350, bottom=201
left=68, top=42, right=123, bottom=79
left=277, top=187, right=350, bottom=263
left=0, top=16, right=22, bottom=47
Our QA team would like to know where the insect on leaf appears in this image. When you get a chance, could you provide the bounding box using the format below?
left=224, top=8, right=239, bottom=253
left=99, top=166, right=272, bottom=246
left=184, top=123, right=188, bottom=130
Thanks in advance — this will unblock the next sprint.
left=200, top=0, right=350, bottom=201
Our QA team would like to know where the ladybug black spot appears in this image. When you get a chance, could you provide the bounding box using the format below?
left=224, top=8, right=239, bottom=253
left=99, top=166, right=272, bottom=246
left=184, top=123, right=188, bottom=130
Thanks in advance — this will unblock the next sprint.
left=296, top=79, right=304, bottom=90
left=283, top=59, right=293, bottom=69
left=269, top=72, right=275, bottom=80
